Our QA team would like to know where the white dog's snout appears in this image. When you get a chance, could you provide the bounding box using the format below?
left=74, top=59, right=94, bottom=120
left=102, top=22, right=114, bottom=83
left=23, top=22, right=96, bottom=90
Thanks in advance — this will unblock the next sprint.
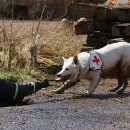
left=56, top=70, right=63, bottom=76
left=56, top=74, right=61, bottom=77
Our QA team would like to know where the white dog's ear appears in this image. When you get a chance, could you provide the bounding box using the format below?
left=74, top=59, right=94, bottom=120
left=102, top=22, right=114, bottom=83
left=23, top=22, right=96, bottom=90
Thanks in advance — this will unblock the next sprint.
left=73, top=55, right=78, bottom=65
left=62, top=57, right=67, bottom=63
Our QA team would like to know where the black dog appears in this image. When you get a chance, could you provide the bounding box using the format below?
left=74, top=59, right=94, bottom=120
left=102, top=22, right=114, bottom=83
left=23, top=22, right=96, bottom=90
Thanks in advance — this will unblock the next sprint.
left=0, top=79, right=49, bottom=106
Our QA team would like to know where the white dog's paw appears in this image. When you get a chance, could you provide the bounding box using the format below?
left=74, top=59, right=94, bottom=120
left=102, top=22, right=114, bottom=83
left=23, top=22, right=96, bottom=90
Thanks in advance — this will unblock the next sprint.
left=84, top=90, right=89, bottom=94
left=53, top=89, right=64, bottom=94
left=83, top=90, right=92, bottom=96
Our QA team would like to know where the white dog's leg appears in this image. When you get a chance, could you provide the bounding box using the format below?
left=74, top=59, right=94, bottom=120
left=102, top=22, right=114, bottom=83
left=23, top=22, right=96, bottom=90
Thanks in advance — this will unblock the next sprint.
left=54, top=81, right=78, bottom=94
left=86, top=71, right=101, bottom=95
left=108, top=70, right=123, bottom=92
left=117, top=76, right=128, bottom=94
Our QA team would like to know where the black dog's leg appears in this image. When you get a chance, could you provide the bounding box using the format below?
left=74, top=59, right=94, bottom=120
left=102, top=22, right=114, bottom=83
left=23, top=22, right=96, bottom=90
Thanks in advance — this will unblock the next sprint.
left=16, top=98, right=34, bottom=105
left=0, top=79, right=49, bottom=106
left=17, top=79, right=49, bottom=98
left=8, top=97, right=34, bottom=106
left=22, top=98, right=34, bottom=105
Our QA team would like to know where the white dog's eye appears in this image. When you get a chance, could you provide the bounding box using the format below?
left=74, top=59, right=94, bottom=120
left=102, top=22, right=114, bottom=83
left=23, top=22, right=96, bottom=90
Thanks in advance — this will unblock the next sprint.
left=66, top=68, right=69, bottom=71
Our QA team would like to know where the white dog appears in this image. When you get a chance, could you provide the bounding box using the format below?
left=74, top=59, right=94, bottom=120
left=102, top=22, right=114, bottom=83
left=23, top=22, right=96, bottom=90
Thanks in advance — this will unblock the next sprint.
left=55, top=42, right=130, bottom=95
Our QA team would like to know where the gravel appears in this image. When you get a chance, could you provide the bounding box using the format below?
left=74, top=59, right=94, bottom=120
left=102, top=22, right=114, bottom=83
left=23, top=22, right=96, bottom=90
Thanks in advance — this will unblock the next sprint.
left=1, top=81, right=130, bottom=130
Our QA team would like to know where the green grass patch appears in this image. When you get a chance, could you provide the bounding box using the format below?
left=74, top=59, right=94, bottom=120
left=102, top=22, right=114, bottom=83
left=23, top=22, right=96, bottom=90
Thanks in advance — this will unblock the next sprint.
left=0, top=68, right=49, bottom=83
left=0, top=70, right=20, bottom=82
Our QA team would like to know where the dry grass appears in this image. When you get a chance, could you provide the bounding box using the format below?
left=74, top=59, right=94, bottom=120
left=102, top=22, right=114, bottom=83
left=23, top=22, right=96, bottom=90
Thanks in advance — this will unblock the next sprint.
left=0, top=20, right=86, bottom=69
left=0, top=20, right=121, bottom=95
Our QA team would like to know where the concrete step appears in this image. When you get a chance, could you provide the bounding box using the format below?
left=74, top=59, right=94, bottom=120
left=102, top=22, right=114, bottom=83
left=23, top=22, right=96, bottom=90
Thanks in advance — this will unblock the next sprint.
left=80, top=46, right=94, bottom=52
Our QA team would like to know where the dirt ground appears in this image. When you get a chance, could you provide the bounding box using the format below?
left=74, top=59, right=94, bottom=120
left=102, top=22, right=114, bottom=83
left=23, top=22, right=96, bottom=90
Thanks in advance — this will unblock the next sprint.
left=1, top=79, right=130, bottom=130
left=0, top=20, right=130, bottom=130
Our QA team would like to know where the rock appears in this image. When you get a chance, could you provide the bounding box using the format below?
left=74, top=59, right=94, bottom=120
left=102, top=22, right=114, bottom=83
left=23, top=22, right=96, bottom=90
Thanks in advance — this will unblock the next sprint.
left=107, top=38, right=125, bottom=44
left=112, top=23, right=130, bottom=36
left=87, top=31, right=112, bottom=48
left=74, top=18, right=94, bottom=35
left=117, top=8, right=130, bottom=22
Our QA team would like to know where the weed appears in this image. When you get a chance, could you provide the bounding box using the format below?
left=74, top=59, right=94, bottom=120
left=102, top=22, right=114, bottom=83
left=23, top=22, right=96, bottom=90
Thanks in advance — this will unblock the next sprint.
left=0, top=20, right=85, bottom=82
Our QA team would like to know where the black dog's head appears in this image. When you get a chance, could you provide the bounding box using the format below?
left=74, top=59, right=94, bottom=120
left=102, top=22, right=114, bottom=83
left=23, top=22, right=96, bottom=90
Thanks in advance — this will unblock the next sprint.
left=35, top=79, right=50, bottom=88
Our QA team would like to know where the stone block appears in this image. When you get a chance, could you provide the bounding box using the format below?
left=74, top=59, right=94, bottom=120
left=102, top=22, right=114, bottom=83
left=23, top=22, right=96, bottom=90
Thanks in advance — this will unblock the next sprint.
left=80, top=45, right=94, bottom=52
left=117, top=8, right=130, bottom=22
left=87, top=31, right=112, bottom=48
left=65, top=3, right=97, bottom=20
left=74, top=19, right=115, bottom=35
left=74, top=19, right=94, bottom=35
left=112, top=23, right=130, bottom=36
left=94, top=5, right=130, bottom=22
left=94, top=6, right=118, bottom=21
